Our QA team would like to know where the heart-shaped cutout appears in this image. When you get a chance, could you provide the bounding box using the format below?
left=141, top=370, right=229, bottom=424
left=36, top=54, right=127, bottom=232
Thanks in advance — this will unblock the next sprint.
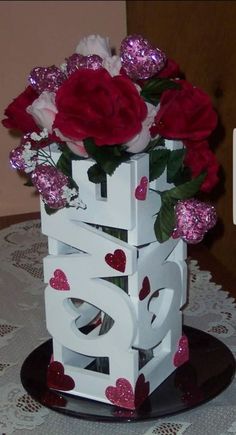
left=105, top=374, right=149, bottom=409
left=41, top=390, right=67, bottom=408
left=105, top=249, right=126, bottom=272
left=139, top=276, right=151, bottom=300
left=66, top=53, right=103, bottom=76
left=47, top=361, right=75, bottom=391
left=49, top=269, right=70, bottom=291
left=120, top=35, right=166, bottom=80
left=29, top=66, right=66, bottom=93
left=135, top=176, right=148, bottom=201
left=173, top=335, right=189, bottom=367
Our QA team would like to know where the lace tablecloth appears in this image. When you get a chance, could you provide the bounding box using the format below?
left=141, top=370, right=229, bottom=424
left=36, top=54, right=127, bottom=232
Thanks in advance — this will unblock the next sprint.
left=0, top=220, right=236, bottom=435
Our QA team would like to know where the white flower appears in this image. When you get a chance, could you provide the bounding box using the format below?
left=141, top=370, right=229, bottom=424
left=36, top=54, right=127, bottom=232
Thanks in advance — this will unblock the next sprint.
left=102, top=55, right=121, bottom=76
left=124, top=103, right=159, bottom=153
left=27, top=92, right=58, bottom=133
left=22, top=143, right=37, bottom=173
left=61, top=186, right=87, bottom=210
left=76, top=34, right=111, bottom=59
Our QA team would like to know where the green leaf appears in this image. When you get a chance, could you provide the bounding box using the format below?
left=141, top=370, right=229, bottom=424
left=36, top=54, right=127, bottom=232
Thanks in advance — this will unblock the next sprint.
left=167, top=148, right=186, bottom=183
left=149, top=148, right=170, bottom=181
left=87, top=164, right=107, bottom=184
left=144, top=136, right=165, bottom=152
left=56, top=145, right=85, bottom=177
left=44, top=204, right=58, bottom=215
left=164, top=172, right=206, bottom=201
left=84, top=138, right=130, bottom=176
left=154, top=198, right=175, bottom=243
left=141, top=78, right=181, bottom=105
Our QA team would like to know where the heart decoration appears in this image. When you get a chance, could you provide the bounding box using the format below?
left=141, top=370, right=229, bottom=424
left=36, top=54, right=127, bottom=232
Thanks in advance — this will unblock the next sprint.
left=49, top=269, right=70, bottom=291
left=135, top=176, right=148, bottom=201
left=139, top=276, right=151, bottom=300
left=173, top=335, right=189, bottom=367
left=29, top=66, right=66, bottom=93
left=66, top=53, right=103, bottom=76
left=105, top=249, right=126, bottom=272
left=47, top=361, right=75, bottom=391
left=120, top=35, right=167, bottom=80
left=105, top=374, right=149, bottom=410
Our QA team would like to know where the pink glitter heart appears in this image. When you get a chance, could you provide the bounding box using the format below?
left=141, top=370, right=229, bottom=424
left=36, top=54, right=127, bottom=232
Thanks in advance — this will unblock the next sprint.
left=106, top=378, right=135, bottom=409
left=120, top=35, right=166, bottom=80
left=66, top=53, right=103, bottom=76
left=173, top=335, right=189, bottom=367
left=29, top=65, right=66, bottom=93
left=31, top=166, right=68, bottom=209
left=47, top=361, right=75, bottom=391
left=139, top=276, right=151, bottom=300
left=105, top=249, right=126, bottom=273
left=135, top=176, right=148, bottom=200
left=49, top=269, right=70, bottom=291
left=105, top=374, right=149, bottom=410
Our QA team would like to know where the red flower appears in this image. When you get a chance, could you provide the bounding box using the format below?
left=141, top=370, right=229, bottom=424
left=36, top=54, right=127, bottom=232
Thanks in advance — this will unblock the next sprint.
left=156, top=58, right=180, bottom=79
left=150, top=80, right=217, bottom=141
left=2, top=86, right=39, bottom=133
left=53, top=68, right=147, bottom=146
left=184, top=140, right=220, bottom=192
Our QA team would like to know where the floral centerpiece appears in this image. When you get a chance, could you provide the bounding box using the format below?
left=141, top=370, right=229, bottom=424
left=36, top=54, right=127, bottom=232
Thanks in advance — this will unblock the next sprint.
left=2, top=35, right=220, bottom=410
left=3, top=34, right=218, bottom=244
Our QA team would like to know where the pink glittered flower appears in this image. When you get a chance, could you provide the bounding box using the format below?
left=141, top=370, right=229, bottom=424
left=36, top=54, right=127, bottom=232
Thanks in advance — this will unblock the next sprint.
left=173, top=199, right=217, bottom=244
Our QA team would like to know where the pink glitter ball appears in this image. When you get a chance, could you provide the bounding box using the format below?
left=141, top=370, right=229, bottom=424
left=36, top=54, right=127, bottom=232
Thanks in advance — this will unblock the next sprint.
left=66, top=53, right=103, bottom=76
left=120, top=34, right=167, bottom=80
left=29, top=66, right=66, bottom=93
left=173, top=199, right=217, bottom=244
left=10, top=146, right=28, bottom=171
left=31, top=166, right=69, bottom=209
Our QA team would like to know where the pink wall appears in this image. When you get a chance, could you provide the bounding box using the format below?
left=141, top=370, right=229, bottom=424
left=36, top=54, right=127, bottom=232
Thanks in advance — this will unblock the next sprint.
left=0, top=1, right=126, bottom=216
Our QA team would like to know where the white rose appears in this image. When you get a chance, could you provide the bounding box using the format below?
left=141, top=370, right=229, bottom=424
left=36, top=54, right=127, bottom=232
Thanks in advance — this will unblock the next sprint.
left=124, top=103, right=158, bottom=153
left=76, top=34, right=111, bottom=59
left=102, top=55, right=121, bottom=77
left=54, top=128, right=88, bottom=158
left=26, top=91, right=57, bottom=133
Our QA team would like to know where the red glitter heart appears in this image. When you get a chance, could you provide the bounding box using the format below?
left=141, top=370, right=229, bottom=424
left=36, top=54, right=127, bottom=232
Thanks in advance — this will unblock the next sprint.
left=173, top=335, right=189, bottom=367
left=139, top=276, right=151, bottom=300
left=135, top=176, right=148, bottom=200
left=105, top=374, right=149, bottom=410
left=105, top=249, right=126, bottom=272
left=105, top=378, right=135, bottom=409
left=47, top=361, right=75, bottom=391
left=49, top=269, right=70, bottom=291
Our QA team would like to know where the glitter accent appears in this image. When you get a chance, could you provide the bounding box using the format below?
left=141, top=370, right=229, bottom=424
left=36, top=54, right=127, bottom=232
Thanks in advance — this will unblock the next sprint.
left=105, top=249, right=126, bottom=272
left=29, top=66, right=66, bottom=93
left=173, top=335, right=189, bottom=367
left=105, top=378, right=135, bottom=409
left=47, top=361, right=75, bottom=391
left=10, top=144, right=37, bottom=173
left=120, top=34, right=167, bottom=80
left=49, top=269, right=70, bottom=291
left=31, top=166, right=69, bottom=209
left=139, top=276, right=151, bottom=300
left=135, top=176, right=148, bottom=200
left=66, top=53, right=103, bottom=76
left=173, top=199, right=217, bottom=244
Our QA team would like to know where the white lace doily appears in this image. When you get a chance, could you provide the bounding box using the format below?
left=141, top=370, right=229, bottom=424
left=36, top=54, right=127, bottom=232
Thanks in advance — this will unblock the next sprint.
left=0, top=220, right=235, bottom=435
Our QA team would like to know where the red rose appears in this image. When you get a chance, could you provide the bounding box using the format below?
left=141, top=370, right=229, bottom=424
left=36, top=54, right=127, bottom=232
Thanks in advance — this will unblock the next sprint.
left=156, top=58, right=180, bottom=79
left=150, top=80, right=217, bottom=141
left=184, top=140, right=220, bottom=192
left=2, top=86, right=39, bottom=133
left=53, top=68, right=147, bottom=146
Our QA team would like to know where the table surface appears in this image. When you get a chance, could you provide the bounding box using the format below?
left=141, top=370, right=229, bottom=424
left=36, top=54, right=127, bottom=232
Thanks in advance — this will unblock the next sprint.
left=0, top=219, right=236, bottom=435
